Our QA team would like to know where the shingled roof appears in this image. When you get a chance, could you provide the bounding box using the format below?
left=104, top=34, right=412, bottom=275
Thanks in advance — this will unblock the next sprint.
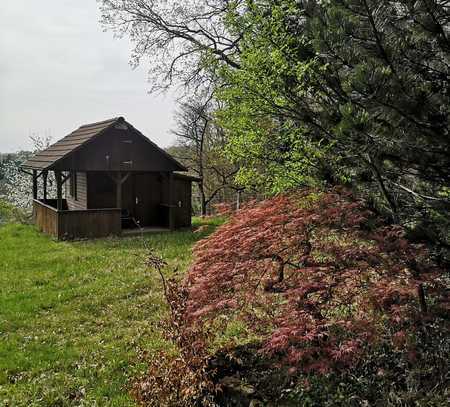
left=21, top=117, right=186, bottom=171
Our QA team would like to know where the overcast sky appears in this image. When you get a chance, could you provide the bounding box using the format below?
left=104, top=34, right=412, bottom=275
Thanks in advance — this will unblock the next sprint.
left=0, top=1, right=178, bottom=153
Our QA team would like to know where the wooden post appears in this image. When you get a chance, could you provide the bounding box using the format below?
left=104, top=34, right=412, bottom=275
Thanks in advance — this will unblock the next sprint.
left=55, top=170, right=63, bottom=210
left=116, top=171, right=122, bottom=209
left=32, top=170, right=38, bottom=200
left=43, top=171, right=48, bottom=202
left=168, top=172, right=174, bottom=230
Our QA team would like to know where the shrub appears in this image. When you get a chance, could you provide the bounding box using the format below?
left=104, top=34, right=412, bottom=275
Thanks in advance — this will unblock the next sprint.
left=136, top=188, right=449, bottom=405
left=185, top=188, right=449, bottom=373
left=284, top=319, right=450, bottom=406
left=211, top=202, right=234, bottom=217
left=0, top=199, right=28, bottom=225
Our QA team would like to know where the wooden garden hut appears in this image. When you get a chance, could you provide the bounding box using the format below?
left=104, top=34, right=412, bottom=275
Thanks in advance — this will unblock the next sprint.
left=21, top=117, right=198, bottom=239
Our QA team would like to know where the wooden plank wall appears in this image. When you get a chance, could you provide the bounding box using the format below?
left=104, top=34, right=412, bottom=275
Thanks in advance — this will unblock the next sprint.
left=173, top=178, right=192, bottom=228
left=133, top=173, right=163, bottom=226
left=66, top=172, right=88, bottom=210
left=33, top=200, right=58, bottom=236
left=33, top=200, right=120, bottom=239
left=57, top=209, right=121, bottom=239
left=56, top=129, right=180, bottom=172
left=86, top=172, right=116, bottom=209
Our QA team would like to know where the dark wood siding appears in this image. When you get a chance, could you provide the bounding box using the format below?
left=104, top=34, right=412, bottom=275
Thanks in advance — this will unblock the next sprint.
left=121, top=174, right=135, bottom=217
left=33, top=199, right=121, bottom=239
left=66, top=172, right=87, bottom=210
left=56, top=128, right=180, bottom=172
left=173, top=177, right=192, bottom=228
left=33, top=199, right=58, bottom=236
left=57, top=209, right=121, bottom=239
left=25, top=117, right=195, bottom=238
left=23, top=117, right=186, bottom=172
left=87, top=172, right=117, bottom=209
left=134, top=173, right=163, bottom=226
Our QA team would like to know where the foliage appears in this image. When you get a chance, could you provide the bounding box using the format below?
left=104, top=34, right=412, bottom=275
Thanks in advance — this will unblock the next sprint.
left=194, top=320, right=449, bottom=406
left=0, top=199, right=28, bottom=225
left=0, top=218, right=221, bottom=406
left=184, top=188, right=449, bottom=374
left=211, top=202, right=234, bottom=217
left=216, top=0, right=450, bottom=243
left=0, top=152, right=34, bottom=212
left=99, top=0, right=450, bottom=244
left=97, top=2, right=450, bottom=404
left=283, top=320, right=450, bottom=406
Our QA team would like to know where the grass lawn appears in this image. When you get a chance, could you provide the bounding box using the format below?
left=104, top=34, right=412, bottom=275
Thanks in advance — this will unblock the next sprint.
left=0, top=218, right=222, bottom=406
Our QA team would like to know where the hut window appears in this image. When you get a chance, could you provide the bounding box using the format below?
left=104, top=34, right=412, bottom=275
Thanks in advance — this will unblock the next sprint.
left=70, top=172, right=77, bottom=200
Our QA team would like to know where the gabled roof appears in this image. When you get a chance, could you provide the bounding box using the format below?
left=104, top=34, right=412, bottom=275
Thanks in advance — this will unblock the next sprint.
left=21, top=117, right=186, bottom=171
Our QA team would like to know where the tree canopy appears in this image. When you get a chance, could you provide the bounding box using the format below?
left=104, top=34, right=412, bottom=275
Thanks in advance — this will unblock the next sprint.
left=216, top=0, right=449, bottom=243
left=101, top=0, right=449, bottom=245
left=169, top=96, right=241, bottom=215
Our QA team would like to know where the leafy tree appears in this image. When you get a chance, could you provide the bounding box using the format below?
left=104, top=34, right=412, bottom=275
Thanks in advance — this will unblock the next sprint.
left=216, top=0, right=450, bottom=244
left=1, top=151, right=37, bottom=212
left=100, top=0, right=449, bottom=245
left=137, top=189, right=449, bottom=405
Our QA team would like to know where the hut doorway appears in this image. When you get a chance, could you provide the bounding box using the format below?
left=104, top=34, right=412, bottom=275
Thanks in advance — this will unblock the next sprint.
left=133, top=173, right=162, bottom=227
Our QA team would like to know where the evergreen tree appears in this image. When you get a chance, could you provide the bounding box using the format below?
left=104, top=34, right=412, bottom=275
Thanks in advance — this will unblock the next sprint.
left=218, top=0, right=449, bottom=245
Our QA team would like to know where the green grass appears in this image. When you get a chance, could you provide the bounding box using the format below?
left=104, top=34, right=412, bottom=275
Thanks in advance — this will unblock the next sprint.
left=0, top=217, right=223, bottom=406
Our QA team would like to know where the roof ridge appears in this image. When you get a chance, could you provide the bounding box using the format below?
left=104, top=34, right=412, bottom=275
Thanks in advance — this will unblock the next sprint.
left=78, top=117, right=123, bottom=128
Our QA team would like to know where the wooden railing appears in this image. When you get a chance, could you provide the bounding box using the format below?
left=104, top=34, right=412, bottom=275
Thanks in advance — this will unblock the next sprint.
left=33, top=200, right=121, bottom=240
left=33, top=199, right=59, bottom=237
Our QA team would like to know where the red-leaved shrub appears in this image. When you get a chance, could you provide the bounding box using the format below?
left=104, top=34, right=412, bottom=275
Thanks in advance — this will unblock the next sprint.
left=184, top=188, right=448, bottom=373
left=211, top=202, right=234, bottom=216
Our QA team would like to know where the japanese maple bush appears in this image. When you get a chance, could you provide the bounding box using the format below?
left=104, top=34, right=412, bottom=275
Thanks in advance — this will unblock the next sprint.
left=184, top=188, right=449, bottom=373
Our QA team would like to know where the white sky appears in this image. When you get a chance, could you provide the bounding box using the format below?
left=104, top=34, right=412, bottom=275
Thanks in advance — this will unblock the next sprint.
left=0, top=0, right=178, bottom=153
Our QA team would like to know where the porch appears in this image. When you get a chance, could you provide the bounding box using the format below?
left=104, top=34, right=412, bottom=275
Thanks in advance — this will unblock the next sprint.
left=32, top=199, right=175, bottom=240
left=33, top=199, right=122, bottom=240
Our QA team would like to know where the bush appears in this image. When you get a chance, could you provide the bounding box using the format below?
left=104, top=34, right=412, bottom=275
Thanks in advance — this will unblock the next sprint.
left=285, top=320, right=450, bottom=406
left=137, top=188, right=449, bottom=405
left=0, top=199, right=28, bottom=225
left=186, top=188, right=448, bottom=372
